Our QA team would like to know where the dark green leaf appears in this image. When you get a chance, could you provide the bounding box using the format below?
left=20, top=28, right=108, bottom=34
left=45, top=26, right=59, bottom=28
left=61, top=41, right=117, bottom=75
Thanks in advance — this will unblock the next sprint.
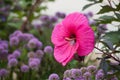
left=116, top=3, right=120, bottom=11
left=82, top=3, right=95, bottom=10
left=101, top=40, right=114, bottom=50
left=115, top=13, right=120, bottom=20
left=96, top=15, right=118, bottom=23
left=100, top=58, right=109, bottom=75
left=103, top=31, right=120, bottom=45
left=97, top=6, right=116, bottom=14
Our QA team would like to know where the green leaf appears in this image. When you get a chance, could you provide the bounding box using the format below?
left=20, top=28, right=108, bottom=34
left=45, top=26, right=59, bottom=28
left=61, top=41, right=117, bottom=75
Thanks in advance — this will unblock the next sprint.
left=116, top=3, right=120, bottom=11
left=96, top=15, right=118, bottom=23
left=97, top=6, right=116, bottom=14
left=115, top=13, right=120, bottom=20
left=100, top=58, right=109, bottom=75
left=82, top=3, right=95, bottom=10
left=103, top=31, right=120, bottom=45
left=101, top=40, right=114, bottom=50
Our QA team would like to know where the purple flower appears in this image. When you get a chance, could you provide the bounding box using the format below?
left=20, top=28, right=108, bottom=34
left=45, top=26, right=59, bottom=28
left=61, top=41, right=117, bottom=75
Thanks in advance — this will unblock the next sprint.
left=50, top=16, right=58, bottom=23
left=40, top=15, right=50, bottom=22
left=97, top=24, right=107, bottom=34
left=63, top=70, right=71, bottom=78
left=0, top=46, right=4, bottom=51
left=0, top=69, right=8, bottom=77
left=87, top=65, right=96, bottom=73
left=29, top=58, right=40, bottom=70
left=32, top=20, right=42, bottom=29
left=8, top=54, right=15, bottom=60
left=13, top=50, right=21, bottom=58
left=56, top=12, right=66, bottom=18
left=44, top=46, right=53, bottom=54
left=27, top=51, right=35, bottom=58
left=27, top=38, right=38, bottom=49
left=21, top=65, right=29, bottom=72
left=9, top=37, right=19, bottom=46
left=35, top=50, right=44, bottom=58
left=83, top=72, right=91, bottom=80
left=85, top=12, right=93, bottom=18
left=63, top=78, right=72, bottom=80
left=95, top=72, right=104, bottom=80
left=71, top=69, right=81, bottom=78
left=8, top=58, right=18, bottom=67
left=80, top=67, right=87, bottom=75
left=0, top=50, right=8, bottom=60
left=36, top=41, right=43, bottom=49
left=48, top=73, right=59, bottom=80
left=0, top=41, right=8, bottom=49
left=12, top=30, right=22, bottom=36
left=22, top=33, right=34, bottom=41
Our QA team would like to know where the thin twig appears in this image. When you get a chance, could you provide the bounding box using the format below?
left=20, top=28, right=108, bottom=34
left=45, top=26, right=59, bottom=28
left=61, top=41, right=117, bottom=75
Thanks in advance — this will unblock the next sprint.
left=95, top=46, right=120, bottom=63
left=108, top=0, right=120, bottom=19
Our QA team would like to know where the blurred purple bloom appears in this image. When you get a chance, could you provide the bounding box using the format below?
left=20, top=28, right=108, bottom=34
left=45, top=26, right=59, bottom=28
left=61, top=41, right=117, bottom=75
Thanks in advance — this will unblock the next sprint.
left=0, top=50, right=8, bottom=60
left=89, top=20, right=96, bottom=25
left=44, top=46, right=53, bottom=54
left=48, top=73, right=60, bottom=80
left=95, top=72, right=104, bottom=80
left=27, top=38, right=38, bottom=49
left=36, top=41, right=43, bottom=49
left=71, top=69, right=81, bottom=78
left=27, top=51, right=35, bottom=58
left=35, top=50, right=44, bottom=58
left=8, top=54, right=16, bottom=60
left=9, top=37, right=19, bottom=46
left=40, top=15, right=50, bottom=22
left=0, top=46, right=4, bottom=51
left=83, top=72, right=91, bottom=80
left=29, top=58, right=40, bottom=70
left=32, top=20, right=42, bottom=29
left=13, top=50, right=21, bottom=58
left=87, top=65, right=96, bottom=73
left=12, top=30, right=22, bottom=36
left=63, top=77, right=72, bottom=80
left=80, top=67, right=87, bottom=75
left=21, top=65, right=29, bottom=73
left=22, top=33, right=34, bottom=41
left=50, top=16, right=58, bottom=23
left=56, top=12, right=66, bottom=18
left=8, top=58, right=18, bottom=67
left=84, top=11, right=93, bottom=18
left=64, top=70, right=71, bottom=78
left=98, top=24, right=107, bottom=34
left=0, top=69, right=8, bottom=77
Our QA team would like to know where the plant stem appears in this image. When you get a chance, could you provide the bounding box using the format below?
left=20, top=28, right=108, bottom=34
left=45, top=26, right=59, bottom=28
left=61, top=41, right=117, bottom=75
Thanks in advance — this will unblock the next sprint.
left=108, top=0, right=120, bottom=19
left=21, top=0, right=43, bottom=32
left=95, top=46, right=120, bottom=63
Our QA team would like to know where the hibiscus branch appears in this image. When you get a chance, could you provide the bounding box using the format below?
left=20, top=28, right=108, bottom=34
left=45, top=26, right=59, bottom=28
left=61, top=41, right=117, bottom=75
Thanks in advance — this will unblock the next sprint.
left=94, top=46, right=120, bottom=63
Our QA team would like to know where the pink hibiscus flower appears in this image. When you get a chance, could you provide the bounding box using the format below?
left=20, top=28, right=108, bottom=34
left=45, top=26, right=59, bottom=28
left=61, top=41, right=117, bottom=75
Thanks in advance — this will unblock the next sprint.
left=51, top=12, right=95, bottom=66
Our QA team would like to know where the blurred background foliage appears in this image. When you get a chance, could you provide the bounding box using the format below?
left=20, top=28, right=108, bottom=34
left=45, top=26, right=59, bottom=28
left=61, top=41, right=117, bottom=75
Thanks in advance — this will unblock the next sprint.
left=0, top=0, right=120, bottom=79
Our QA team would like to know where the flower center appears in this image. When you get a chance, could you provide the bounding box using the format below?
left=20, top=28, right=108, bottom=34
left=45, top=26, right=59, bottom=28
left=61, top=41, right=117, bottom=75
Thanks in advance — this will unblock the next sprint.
left=65, top=34, right=76, bottom=45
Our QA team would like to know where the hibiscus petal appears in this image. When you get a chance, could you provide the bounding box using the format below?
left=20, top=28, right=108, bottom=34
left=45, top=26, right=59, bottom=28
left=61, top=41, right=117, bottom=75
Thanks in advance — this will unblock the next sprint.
left=76, top=24, right=95, bottom=56
left=54, top=42, right=79, bottom=66
left=51, top=23, right=69, bottom=46
left=62, top=12, right=88, bottom=34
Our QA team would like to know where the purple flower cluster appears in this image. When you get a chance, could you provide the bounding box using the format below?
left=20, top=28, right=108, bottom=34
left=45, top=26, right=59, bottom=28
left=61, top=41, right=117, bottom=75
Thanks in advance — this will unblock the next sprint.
left=48, top=73, right=60, bottom=80
left=49, top=65, right=118, bottom=80
left=32, top=12, right=66, bottom=29
left=0, top=69, right=8, bottom=77
left=44, top=45, right=53, bottom=54
left=0, top=40, right=8, bottom=60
